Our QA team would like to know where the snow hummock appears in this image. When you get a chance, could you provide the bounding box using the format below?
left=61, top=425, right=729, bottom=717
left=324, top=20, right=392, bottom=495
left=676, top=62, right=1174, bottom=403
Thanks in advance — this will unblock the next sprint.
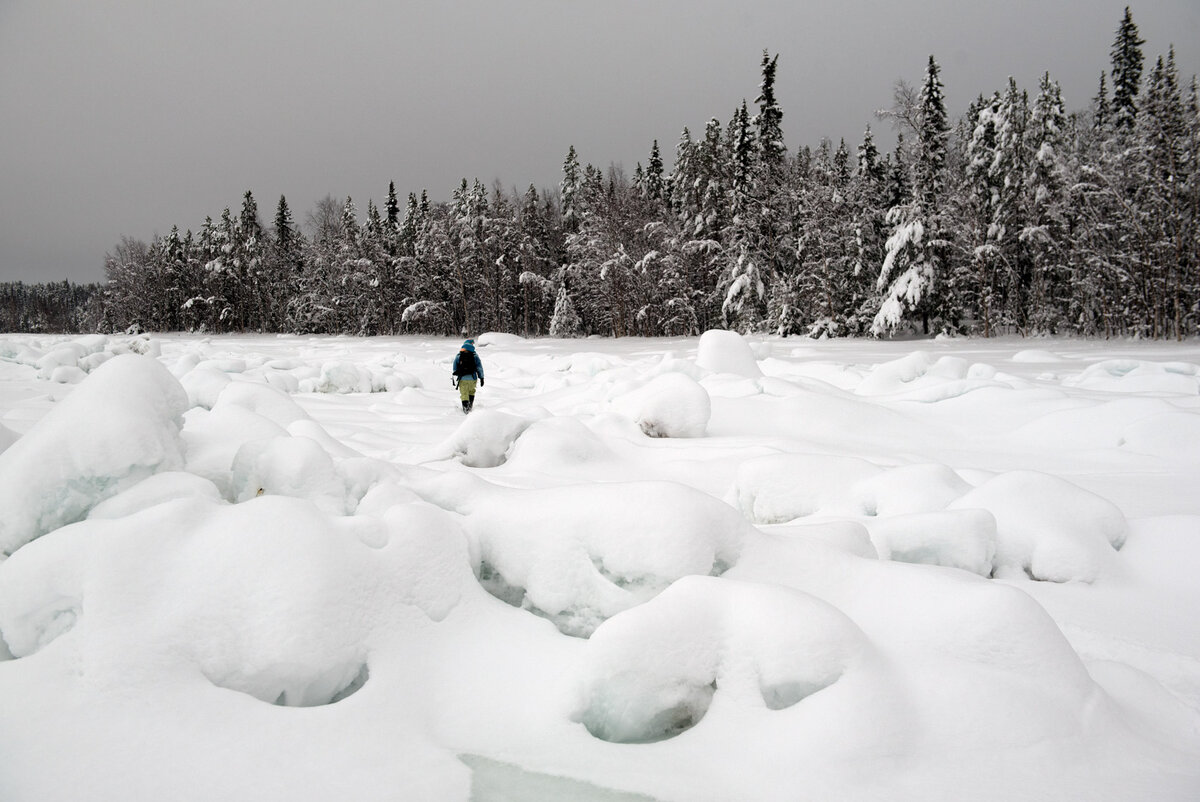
left=696, top=329, right=762, bottom=377
left=610, top=372, right=710, bottom=437
left=0, top=354, right=188, bottom=555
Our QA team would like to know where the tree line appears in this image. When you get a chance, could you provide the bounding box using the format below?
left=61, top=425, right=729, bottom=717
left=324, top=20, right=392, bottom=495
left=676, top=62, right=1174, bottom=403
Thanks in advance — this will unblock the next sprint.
left=7, top=7, right=1198, bottom=340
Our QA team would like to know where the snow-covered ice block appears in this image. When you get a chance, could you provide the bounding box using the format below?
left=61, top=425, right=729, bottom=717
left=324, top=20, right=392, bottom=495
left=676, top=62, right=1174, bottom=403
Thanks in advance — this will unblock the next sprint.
left=0, top=355, right=188, bottom=556
left=78, top=351, right=114, bottom=373
left=466, top=482, right=750, bottom=637
left=696, top=329, right=762, bottom=377
left=193, top=357, right=247, bottom=374
left=35, top=344, right=86, bottom=379
left=424, top=409, right=536, bottom=468
left=182, top=404, right=288, bottom=485
left=0, top=494, right=474, bottom=704
left=382, top=371, right=422, bottom=392
left=299, top=360, right=375, bottom=393
left=850, top=463, right=973, bottom=516
left=854, top=350, right=936, bottom=395
left=1065, top=359, right=1200, bottom=395
left=476, top=331, right=524, bottom=347
left=865, top=508, right=997, bottom=576
left=503, top=416, right=617, bottom=469
left=730, top=453, right=883, bottom=523
left=230, top=435, right=348, bottom=513
left=87, top=471, right=224, bottom=519
left=574, top=575, right=870, bottom=743
left=47, top=365, right=86, bottom=384
left=177, top=367, right=231, bottom=410
left=949, top=470, right=1127, bottom=582
left=610, top=372, right=710, bottom=438
left=214, top=380, right=309, bottom=427
left=761, top=519, right=878, bottom=559
left=1012, top=349, right=1065, bottom=363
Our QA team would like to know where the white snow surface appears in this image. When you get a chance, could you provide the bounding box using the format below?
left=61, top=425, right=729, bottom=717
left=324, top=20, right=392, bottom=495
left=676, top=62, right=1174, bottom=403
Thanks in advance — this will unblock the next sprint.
left=1, top=331, right=1199, bottom=801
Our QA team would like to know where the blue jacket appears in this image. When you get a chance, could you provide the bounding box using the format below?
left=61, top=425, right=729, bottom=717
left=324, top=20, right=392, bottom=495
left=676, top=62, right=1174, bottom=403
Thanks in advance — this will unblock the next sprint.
left=452, top=342, right=484, bottom=381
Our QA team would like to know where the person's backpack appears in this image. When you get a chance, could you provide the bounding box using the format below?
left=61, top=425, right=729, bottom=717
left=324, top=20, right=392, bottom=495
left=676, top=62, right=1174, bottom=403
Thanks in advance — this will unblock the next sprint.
left=454, top=350, right=477, bottom=378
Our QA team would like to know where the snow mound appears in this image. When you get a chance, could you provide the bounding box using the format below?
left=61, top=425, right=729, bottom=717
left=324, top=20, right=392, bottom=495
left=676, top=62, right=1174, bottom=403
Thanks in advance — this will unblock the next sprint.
left=696, top=329, right=762, bottom=377
left=178, top=367, right=232, bottom=409
left=854, top=350, right=936, bottom=395
left=949, top=470, right=1127, bottom=582
left=850, top=463, right=974, bottom=516
left=48, top=365, right=87, bottom=384
left=853, top=352, right=1003, bottom=400
left=425, top=409, right=536, bottom=468
left=610, top=372, right=710, bottom=437
left=1012, top=349, right=1065, bottom=363
left=87, top=472, right=224, bottom=519
left=730, top=453, right=883, bottom=523
left=574, top=576, right=869, bottom=743
left=476, top=332, right=524, bottom=347
left=466, top=482, right=749, bottom=637
left=214, top=380, right=309, bottom=427
left=182, top=405, right=289, bottom=496
left=503, top=417, right=617, bottom=469
left=865, top=509, right=997, bottom=576
left=0, top=494, right=474, bottom=703
left=1065, top=359, right=1200, bottom=394
left=300, top=360, right=376, bottom=393
left=230, top=436, right=348, bottom=513
left=0, top=355, right=188, bottom=556
left=35, top=343, right=88, bottom=379
left=564, top=352, right=621, bottom=377
left=1119, top=411, right=1200, bottom=458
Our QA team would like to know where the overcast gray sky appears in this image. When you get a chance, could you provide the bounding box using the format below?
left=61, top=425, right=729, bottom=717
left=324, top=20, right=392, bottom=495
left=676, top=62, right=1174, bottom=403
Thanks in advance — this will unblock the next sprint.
left=2, top=0, right=1197, bottom=283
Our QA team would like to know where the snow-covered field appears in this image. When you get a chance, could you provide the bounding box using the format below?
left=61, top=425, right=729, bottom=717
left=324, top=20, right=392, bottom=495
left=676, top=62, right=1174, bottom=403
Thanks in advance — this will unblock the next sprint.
left=1, top=330, right=1199, bottom=802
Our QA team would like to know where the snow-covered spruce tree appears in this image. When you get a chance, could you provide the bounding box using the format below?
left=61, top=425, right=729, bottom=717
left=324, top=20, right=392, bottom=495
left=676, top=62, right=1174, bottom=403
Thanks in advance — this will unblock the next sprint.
left=669, top=127, right=698, bottom=227
left=1094, top=72, right=1111, bottom=132
left=668, top=119, right=729, bottom=331
left=783, top=138, right=858, bottom=337
left=873, top=55, right=953, bottom=336
left=724, top=50, right=794, bottom=336
left=233, top=190, right=266, bottom=331
left=992, top=79, right=1033, bottom=331
left=266, top=194, right=303, bottom=332
left=1022, top=72, right=1072, bottom=333
left=384, top=180, right=401, bottom=254
left=644, top=140, right=667, bottom=206
left=754, top=50, right=786, bottom=171
left=721, top=98, right=767, bottom=332
left=1134, top=48, right=1195, bottom=337
left=841, top=125, right=889, bottom=333
left=548, top=284, right=583, bottom=337
left=561, top=145, right=582, bottom=235
left=515, top=185, right=558, bottom=335
left=1110, top=6, right=1145, bottom=133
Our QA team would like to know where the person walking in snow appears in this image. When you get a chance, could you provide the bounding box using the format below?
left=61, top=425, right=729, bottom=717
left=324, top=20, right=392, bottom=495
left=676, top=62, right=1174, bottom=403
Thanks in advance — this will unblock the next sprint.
left=451, top=338, right=484, bottom=413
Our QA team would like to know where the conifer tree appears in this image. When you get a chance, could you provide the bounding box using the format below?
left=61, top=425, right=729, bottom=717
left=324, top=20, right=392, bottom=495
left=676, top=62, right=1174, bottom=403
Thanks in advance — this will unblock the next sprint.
left=645, top=140, right=666, bottom=204
left=1023, top=72, right=1070, bottom=331
left=754, top=51, right=786, bottom=169
left=548, top=285, right=583, bottom=337
left=1110, top=6, right=1145, bottom=131
left=874, top=56, right=952, bottom=335
left=561, top=146, right=582, bottom=233
left=1094, top=72, right=1111, bottom=130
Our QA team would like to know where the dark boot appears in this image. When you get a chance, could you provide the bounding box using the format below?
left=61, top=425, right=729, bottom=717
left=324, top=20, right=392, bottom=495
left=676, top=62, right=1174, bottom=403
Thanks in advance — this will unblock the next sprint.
left=467, top=395, right=475, bottom=412
left=461, top=399, right=470, bottom=414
